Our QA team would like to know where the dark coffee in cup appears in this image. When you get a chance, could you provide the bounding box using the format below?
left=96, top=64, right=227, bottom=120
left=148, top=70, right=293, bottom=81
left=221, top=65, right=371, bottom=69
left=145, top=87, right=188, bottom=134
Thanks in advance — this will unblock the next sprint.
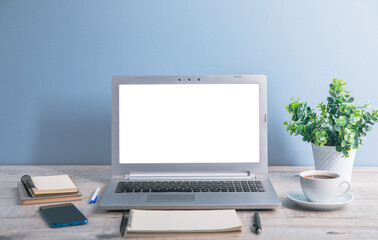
left=304, top=175, right=336, bottom=179
left=299, top=170, right=351, bottom=203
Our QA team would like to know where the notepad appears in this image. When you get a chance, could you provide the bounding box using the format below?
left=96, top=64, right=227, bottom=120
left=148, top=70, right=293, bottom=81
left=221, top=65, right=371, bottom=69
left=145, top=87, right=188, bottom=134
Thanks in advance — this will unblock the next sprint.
left=29, top=175, right=78, bottom=196
left=122, top=209, right=242, bottom=238
left=17, top=183, right=82, bottom=205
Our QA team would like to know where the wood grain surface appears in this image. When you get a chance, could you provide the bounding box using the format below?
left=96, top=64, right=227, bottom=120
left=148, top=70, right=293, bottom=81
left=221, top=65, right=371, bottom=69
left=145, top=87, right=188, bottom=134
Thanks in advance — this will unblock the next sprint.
left=0, top=166, right=377, bottom=240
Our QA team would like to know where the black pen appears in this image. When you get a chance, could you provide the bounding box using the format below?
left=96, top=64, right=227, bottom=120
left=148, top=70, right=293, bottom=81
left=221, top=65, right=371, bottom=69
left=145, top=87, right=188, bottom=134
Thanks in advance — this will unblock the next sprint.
left=253, top=212, right=262, bottom=234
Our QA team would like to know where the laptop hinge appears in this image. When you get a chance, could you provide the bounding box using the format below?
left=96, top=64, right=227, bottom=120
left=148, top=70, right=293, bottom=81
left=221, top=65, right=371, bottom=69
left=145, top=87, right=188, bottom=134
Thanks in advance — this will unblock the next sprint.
left=124, top=172, right=255, bottom=181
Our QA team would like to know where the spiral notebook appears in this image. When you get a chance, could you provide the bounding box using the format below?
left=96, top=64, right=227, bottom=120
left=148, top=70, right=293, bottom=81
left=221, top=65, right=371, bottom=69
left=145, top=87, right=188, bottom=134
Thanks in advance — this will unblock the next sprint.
left=21, top=174, right=78, bottom=197
left=120, top=209, right=242, bottom=238
left=17, top=183, right=82, bottom=205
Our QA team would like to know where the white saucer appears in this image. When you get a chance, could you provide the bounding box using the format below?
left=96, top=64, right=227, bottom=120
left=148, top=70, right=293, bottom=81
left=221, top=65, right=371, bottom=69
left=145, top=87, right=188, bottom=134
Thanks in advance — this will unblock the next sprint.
left=286, top=189, right=354, bottom=211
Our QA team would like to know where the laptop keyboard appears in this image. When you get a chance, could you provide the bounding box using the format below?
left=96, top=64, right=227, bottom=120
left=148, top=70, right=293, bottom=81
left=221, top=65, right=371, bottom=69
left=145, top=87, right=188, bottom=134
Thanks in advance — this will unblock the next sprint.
left=115, top=181, right=265, bottom=193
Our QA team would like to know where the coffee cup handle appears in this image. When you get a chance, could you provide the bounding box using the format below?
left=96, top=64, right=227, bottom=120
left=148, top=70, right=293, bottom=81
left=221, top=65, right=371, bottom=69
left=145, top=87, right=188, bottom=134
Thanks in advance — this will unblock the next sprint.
left=337, top=180, right=351, bottom=195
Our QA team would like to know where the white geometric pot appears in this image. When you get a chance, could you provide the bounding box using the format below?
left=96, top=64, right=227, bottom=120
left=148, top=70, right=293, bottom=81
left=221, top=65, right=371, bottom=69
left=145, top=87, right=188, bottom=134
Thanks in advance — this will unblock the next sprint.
left=311, top=143, right=357, bottom=183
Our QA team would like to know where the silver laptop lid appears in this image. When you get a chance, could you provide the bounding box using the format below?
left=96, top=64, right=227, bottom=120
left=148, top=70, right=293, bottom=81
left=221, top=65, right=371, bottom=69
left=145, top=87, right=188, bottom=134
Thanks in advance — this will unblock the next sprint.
left=111, top=75, right=268, bottom=177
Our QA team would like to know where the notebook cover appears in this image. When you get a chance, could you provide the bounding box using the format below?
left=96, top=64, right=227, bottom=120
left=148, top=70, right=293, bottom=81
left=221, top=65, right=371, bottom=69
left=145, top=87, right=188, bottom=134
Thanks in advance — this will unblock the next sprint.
left=126, top=209, right=242, bottom=233
left=120, top=210, right=242, bottom=238
left=17, top=183, right=82, bottom=205
left=31, top=175, right=78, bottom=195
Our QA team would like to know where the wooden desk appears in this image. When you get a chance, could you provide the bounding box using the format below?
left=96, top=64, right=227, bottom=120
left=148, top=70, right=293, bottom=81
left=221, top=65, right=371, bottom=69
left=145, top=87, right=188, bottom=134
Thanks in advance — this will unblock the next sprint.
left=1, top=166, right=377, bottom=239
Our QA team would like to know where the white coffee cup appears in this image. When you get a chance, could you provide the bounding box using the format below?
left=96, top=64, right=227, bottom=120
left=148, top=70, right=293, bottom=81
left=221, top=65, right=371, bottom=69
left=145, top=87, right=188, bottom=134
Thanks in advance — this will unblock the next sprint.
left=299, top=170, right=350, bottom=203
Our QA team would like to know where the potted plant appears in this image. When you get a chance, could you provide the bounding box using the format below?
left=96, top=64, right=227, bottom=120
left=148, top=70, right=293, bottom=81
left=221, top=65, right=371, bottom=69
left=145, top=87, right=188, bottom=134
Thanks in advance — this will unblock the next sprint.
left=284, top=79, right=378, bottom=183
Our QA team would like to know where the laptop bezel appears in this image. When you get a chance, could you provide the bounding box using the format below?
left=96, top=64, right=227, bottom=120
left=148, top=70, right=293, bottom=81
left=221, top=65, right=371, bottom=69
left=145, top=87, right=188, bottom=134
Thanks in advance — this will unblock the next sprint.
left=111, top=75, right=268, bottom=176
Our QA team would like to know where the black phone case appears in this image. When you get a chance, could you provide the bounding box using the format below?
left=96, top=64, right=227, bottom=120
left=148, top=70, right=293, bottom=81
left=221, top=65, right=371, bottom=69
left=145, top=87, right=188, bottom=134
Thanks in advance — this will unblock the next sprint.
left=39, top=203, right=88, bottom=228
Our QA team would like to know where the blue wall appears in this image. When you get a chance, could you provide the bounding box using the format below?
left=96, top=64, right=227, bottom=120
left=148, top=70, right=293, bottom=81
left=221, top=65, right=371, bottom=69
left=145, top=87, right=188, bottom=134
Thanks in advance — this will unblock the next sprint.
left=1, top=0, right=378, bottom=165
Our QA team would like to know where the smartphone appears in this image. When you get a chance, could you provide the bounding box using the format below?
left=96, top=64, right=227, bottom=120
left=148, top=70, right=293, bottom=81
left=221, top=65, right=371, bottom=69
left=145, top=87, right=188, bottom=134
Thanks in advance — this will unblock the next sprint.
left=39, top=203, right=88, bottom=228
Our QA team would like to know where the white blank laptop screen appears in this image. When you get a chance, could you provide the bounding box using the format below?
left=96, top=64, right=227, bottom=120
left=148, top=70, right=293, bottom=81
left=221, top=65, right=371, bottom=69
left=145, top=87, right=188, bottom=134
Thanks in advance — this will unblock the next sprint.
left=119, top=84, right=260, bottom=164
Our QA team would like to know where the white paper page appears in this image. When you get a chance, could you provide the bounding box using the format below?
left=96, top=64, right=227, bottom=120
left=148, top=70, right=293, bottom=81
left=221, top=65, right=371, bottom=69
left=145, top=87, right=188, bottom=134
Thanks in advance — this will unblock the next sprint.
left=31, top=175, right=76, bottom=190
left=128, top=209, right=242, bottom=232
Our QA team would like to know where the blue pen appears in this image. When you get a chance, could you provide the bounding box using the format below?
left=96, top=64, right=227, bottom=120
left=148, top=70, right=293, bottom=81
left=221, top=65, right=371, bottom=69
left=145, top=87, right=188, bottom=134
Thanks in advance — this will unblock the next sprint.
left=90, top=187, right=100, bottom=204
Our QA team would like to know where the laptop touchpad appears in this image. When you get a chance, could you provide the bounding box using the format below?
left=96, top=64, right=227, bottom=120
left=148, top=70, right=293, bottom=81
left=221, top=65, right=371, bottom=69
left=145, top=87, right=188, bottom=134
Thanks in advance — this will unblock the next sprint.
left=147, top=194, right=195, bottom=202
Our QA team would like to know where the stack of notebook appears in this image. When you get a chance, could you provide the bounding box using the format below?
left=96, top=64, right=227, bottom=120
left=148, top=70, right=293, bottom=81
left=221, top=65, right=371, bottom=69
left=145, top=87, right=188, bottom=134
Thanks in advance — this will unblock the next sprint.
left=120, top=209, right=243, bottom=238
left=18, top=174, right=82, bottom=205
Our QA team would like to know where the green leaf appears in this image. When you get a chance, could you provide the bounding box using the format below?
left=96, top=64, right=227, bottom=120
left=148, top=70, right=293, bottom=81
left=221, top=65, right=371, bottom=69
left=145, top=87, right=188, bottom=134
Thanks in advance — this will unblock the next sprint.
left=336, top=145, right=343, bottom=152
left=343, top=150, right=350, bottom=158
left=360, top=131, right=367, bottom=138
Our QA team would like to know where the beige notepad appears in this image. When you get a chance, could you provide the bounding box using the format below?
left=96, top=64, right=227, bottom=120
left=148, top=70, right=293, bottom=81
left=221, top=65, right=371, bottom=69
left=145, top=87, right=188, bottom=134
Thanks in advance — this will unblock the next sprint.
left=124, top=209, right=242, bottom=237
left=17, top=182, right=82, bottom=205
left=31, top=174, right=77, bottom=196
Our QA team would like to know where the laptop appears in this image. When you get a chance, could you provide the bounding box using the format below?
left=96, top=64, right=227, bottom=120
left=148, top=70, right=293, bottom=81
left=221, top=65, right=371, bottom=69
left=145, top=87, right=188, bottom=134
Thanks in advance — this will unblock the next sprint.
left=100, top=75, right=281, bottom=210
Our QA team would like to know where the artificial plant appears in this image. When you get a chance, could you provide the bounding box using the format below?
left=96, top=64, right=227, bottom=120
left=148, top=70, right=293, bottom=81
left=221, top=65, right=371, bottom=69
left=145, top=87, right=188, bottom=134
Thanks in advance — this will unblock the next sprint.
left=284, top=79, right=378, bottom=157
